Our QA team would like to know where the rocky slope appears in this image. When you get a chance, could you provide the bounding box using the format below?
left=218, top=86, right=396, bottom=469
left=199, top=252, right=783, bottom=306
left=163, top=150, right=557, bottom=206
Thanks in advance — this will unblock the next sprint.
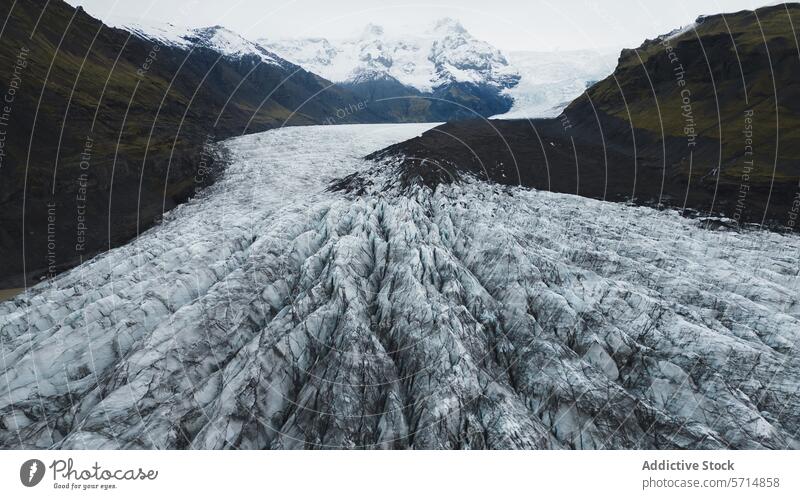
left=375, top=4, right=800, bottom=229
left=263, top=19, right=521, bottom=120
left=1, top=124, right=799, bottom=450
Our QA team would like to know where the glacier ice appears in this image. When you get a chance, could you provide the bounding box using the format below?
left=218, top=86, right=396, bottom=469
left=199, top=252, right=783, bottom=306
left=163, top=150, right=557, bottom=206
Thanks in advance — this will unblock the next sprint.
left=1, top=123, right=799, bottom=450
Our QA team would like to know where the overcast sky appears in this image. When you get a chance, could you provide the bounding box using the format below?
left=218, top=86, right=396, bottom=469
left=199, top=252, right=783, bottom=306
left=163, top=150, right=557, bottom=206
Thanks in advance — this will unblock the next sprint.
left=67, top=0, right=784, bottom=51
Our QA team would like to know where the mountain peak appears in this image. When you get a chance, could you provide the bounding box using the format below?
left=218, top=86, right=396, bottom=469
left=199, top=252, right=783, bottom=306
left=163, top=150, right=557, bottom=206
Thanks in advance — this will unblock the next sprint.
left=126, top=20, right=287, bottom=67
left=361, top=23, right=385, bottom=38
left=433, top=17, right=467, bottom=35
left=200, top=24, right=225, bottom=32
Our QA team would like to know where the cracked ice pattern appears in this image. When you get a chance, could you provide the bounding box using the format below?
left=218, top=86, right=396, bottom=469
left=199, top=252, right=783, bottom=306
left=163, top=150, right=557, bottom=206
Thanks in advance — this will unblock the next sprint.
left=1, top=123, right=800, bottom=450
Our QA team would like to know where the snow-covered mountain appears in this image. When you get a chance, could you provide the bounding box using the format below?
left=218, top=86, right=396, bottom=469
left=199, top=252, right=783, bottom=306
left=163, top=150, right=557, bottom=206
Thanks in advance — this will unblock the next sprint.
left=262, top=18, right=520, bottom=94
left=124, top=20, right=290, bottom=67
left=494, top=50, right=618, bottom=119
left=2, top=123, right=799, bottom=449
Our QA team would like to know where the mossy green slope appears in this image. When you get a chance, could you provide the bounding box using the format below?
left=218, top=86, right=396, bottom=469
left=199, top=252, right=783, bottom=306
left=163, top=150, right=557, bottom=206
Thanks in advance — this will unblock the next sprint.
left=565, top=3, right=800, bottom=202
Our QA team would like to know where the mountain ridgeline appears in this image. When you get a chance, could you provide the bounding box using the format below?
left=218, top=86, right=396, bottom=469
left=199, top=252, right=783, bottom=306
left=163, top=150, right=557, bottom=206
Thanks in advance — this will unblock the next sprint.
left=372, top=4, right=800, bottom=230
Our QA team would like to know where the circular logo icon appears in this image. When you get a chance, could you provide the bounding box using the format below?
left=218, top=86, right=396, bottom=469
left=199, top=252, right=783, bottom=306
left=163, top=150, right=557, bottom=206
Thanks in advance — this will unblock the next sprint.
left=20, top=459, right=45, bottom=487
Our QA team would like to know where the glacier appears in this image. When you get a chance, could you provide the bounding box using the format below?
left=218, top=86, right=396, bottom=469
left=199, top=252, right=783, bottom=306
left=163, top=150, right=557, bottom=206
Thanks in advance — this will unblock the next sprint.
left=493, top=50, right=619, bottom=119
left=1, top=123, right=799, bottom=450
